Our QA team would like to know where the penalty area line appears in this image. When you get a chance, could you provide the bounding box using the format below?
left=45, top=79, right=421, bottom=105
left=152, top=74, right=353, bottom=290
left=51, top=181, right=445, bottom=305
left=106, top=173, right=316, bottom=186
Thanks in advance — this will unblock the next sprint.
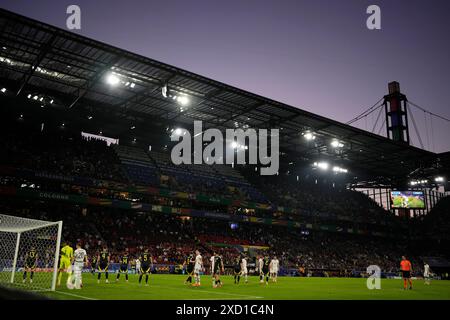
left=52, top=290, right=98, bottom=300
left=195, top=290, right=264, bottom=299
left=151, top=284, right=264, bottom=299
left=159, top=288, right=264, bottom=300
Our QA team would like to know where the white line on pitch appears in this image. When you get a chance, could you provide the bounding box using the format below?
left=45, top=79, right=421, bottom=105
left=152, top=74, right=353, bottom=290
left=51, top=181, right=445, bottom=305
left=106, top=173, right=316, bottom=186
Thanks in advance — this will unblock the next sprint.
left=151, top=284, right=264, bottom=299
left=182, top=297, right=258, bottom=300
left=52, top=290, right=98, bottom=300
left=195, top=290, right=263, bottom=299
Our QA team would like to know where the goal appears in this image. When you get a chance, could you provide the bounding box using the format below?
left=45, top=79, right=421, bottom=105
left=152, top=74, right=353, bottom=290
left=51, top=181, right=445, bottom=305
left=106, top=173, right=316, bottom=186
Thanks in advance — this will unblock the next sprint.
left=0, top=214, right=62, bottom=292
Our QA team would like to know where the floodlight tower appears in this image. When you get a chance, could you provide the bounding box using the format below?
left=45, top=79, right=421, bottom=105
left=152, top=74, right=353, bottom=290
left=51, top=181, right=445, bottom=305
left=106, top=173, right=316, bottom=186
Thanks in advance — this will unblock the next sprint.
left=384, top=81, right=410, bottom=144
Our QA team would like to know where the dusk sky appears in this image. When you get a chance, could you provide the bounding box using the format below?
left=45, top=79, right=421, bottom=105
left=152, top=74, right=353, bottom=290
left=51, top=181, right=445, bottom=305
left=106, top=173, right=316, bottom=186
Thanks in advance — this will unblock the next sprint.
left=1, top=0, right=449, bottom=152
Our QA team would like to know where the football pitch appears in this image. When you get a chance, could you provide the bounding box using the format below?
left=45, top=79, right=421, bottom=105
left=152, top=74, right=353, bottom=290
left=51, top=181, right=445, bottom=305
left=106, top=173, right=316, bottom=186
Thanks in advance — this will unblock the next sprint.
left=40, top=274, right=450, bottom=300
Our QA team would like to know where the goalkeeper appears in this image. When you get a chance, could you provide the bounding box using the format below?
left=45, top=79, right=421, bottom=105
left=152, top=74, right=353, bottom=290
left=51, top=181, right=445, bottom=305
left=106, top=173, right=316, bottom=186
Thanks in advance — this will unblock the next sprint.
left=57, top=241, right=73, bottom=287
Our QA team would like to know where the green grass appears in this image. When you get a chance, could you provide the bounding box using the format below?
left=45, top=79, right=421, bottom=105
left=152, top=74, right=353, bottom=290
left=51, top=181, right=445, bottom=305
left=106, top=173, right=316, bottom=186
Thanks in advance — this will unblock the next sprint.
left=37, top=274, right=450, bottom=300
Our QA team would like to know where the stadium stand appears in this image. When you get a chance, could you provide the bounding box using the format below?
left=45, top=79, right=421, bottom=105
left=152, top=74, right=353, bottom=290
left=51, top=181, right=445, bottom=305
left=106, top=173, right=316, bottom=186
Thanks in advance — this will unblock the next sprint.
left=0, top=8, right=449, bottom=288
left=114, top=144, right=159, bottom=186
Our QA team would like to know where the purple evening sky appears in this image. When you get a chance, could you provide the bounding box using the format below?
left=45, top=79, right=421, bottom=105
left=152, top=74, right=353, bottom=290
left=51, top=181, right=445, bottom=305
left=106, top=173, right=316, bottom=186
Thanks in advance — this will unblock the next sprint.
left=1, top=0, right=449, bottom=152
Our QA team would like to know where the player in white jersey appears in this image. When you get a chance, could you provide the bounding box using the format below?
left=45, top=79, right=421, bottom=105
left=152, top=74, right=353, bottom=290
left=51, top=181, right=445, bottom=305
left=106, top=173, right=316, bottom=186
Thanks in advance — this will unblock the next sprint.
left=193, top=250, right=204, bottom=286
left=423, top=262, right=431, bottom=285
left=258, top=256, right=264, bottom=283
left=270, top=256, right=280, bottom=282
left=135, top=258, right=141, bottom=274
left=210, top=254, right=215, bottom=287
left=241, top=256, right=248, bottom=283
left=68, top=243, right=88, bottom=289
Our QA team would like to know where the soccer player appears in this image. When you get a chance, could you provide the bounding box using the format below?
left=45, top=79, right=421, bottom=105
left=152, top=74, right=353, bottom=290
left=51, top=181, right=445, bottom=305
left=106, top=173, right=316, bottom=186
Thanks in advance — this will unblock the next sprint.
left=241, top=256, right=249, bottom=283
left=258, top=255, right=264, bottom=283
left=135, top=257, right=141, bottom=275
left=71, top=243, right=88, bottom=289
left=23, top=246, right=38, bottom=284
left=211, top=252, right=224, bottom=288
left=262, top=255, right=270, bottom=285
left=116, top=249, right=130, bottom=282
left=90, top=254, right=98, bottom=275
left=423, top=262, right=431, bottom=285
left=400, top=255, right=413, bottom=290
left=210, top=253, right=215, bottom=287
left=139, top=248, right=152, bottom=286
left=270, top=256, right=280, bottom=282
left=193, top=250, right=204, bottom=287
left=97, top=246, right=110, bottom=283
left=183, top=252, right=195, bottom=285
left=233, top=256, right=242, bottom=284
left=57, top=241, right=73, bottom=287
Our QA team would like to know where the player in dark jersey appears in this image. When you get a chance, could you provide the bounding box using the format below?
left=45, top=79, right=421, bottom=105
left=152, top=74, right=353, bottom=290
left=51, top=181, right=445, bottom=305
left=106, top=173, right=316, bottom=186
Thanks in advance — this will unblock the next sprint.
left=23, top=246, right=38, bottom=284
left=212, top=252, right=224, bottom=288
left=97, top=247, right=110, bottom=283
left=116, top=249, right=129, bottom=282
left=183, top=253, right=195, bottom=285
left=233, top=256, right=242, bottom=284
left=91, top=255, right=98, bottom=275
left=262, top=255, right=270, bottom=285
left=139, top=249, right=152, bottom=286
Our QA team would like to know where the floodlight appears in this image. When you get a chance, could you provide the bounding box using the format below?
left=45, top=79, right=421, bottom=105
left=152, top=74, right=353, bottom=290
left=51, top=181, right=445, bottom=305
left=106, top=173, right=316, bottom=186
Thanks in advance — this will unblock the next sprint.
left=106, top=73, right=120, bottom=86
left=331, top=140, right=344, bottom=148
left=333, top=166, right=348, bottom=173
left=177, top=95, right=189, bottom=106
left=314, top=161, right=329, bottom=170
left=303, top=132, right=315, bottom=140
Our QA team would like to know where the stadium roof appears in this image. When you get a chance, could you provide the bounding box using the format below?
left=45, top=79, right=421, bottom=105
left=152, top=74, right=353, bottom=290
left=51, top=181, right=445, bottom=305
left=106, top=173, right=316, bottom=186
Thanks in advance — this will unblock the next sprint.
left=0, top=8, right=441, bottom=186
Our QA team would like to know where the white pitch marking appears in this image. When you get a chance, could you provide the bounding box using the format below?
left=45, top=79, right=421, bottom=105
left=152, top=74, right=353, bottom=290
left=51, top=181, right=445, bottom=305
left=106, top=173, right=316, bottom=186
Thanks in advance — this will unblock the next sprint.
left=53, top=290, right=98, bottom=300
left=150, top=284, right=264, bottom=299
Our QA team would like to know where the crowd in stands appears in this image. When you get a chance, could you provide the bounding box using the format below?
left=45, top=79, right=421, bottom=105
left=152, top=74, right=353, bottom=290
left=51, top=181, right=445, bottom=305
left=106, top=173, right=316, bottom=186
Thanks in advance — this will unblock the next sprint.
left=0, top=125, right=266, bottom=204
left=252, top=176, right=399, bottom=226
left=1, top=198, right=442, bottom=277
left=422, top=196, right=450, bottom=236
left=1, top=124, right=449, bottom=278
left=0, top=130, right=125, bottom=182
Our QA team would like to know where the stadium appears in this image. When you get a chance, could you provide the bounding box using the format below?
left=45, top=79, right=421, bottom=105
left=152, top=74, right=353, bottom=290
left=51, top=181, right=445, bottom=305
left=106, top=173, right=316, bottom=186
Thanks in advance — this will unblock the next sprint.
left=0, top=6, right=449, bottom=302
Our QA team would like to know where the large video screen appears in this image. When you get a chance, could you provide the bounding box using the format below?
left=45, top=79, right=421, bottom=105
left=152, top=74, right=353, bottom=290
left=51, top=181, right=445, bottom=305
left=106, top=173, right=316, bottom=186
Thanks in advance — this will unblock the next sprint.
left=390, top=191, right=426, bottom=209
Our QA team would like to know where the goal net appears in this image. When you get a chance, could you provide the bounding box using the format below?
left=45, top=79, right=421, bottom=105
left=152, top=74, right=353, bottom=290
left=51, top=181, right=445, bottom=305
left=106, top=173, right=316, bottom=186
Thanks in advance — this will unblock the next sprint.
left=0, top=214, right=62, bottom=292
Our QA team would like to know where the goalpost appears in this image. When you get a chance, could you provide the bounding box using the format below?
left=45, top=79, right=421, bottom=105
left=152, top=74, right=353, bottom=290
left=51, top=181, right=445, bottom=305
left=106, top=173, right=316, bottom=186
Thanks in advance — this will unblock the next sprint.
left=0, top=214, right=62, bottom=292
